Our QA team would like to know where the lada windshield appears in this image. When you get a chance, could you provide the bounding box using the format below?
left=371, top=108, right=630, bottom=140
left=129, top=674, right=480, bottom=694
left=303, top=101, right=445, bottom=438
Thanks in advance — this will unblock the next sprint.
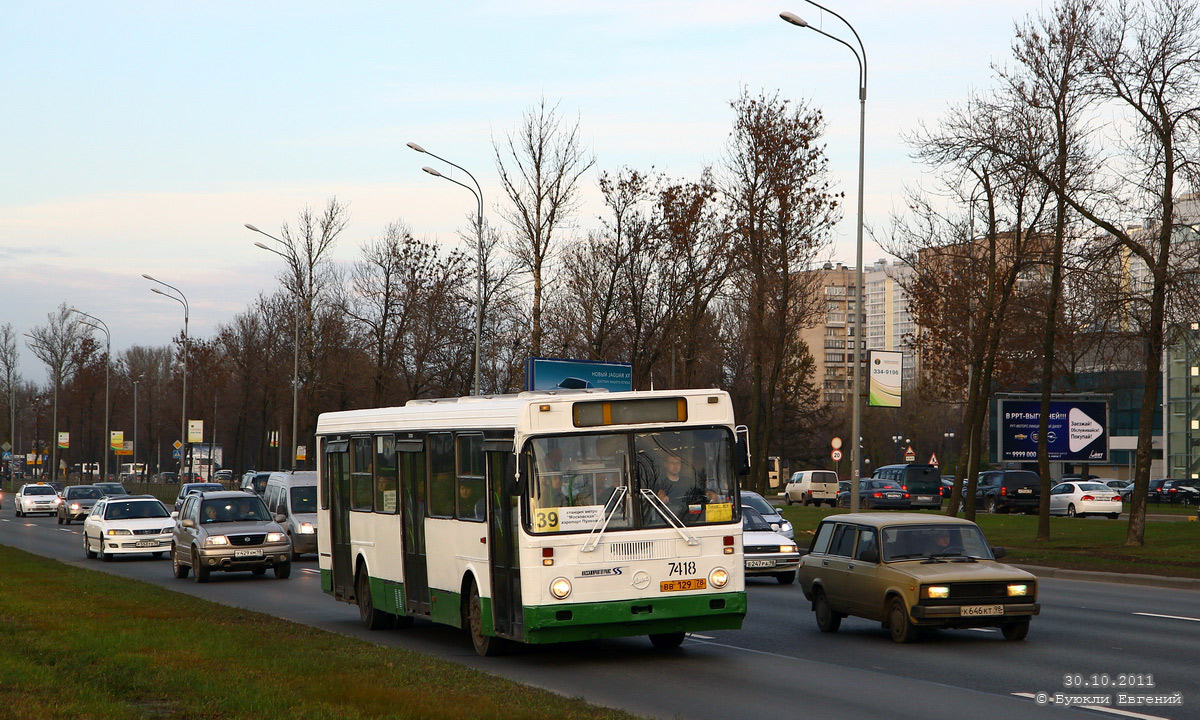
left=200, top=497, right=270, bottom=524
left=525, top=427, right=738, bottom=534
left=882, top=524, right=994, bottom=561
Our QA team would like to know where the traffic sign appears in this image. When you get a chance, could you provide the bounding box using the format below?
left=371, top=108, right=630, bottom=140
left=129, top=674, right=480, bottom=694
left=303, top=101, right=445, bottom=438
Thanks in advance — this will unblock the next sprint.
left=929, top=452, right=939, bottom=467
left=2, top=451, right=10, bottom=460
left=1, top=441, right=11, bottom=452
left=173, top=440, right=182, bottom=450
left=172, top=449, right=182, bottom=459
left=831, top=449, right=843, bottom=462
left=831, top=437, right=843, bottom=450
left=904, top=446, right=916, bottom=463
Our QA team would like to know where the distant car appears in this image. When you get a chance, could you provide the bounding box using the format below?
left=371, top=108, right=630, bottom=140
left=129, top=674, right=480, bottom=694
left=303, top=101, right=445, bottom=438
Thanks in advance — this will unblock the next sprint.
left=1164, top=480, right=1200, bottom=505
left=1049, top=481, right=1122, bottom=519
left=741, top=506, right=800, bottom=584
left=170, top=490, right=292, bottom=581
left=213, top=469, right=234, bottom=484
left=262, top=470, right=318, bottom=559
left=173, top=482, right=226, bottom=513
left=57, top=485, right=104, bottom=524
left=155, top=471, right=178, bottom=483
left=14, top=483, right=60, bottom=517
left=798, top=513, right=1039, bottom=642
left=784, top=470, right=839, bottom=507
left=838, top=479, right=910, bottom=510
left=976, top=470, right=1040, bottom=514
left=740, top=489, right=793, bottom=539
left=94, top=482, right=128, bottom=497
left=1104, top=480, right=1133, bottom=499
left=240, top=471, right=271, bottom=496
left=82, top=495, right=174, bottom=561
left=872, top=464, right=942, bottom=509
left=45, top=481, right=64, bottom=494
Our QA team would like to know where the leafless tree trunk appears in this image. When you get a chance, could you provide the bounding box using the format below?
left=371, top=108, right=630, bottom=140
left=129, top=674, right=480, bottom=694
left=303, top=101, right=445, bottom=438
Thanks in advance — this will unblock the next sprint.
left=27, top=303, right=88, bottom=481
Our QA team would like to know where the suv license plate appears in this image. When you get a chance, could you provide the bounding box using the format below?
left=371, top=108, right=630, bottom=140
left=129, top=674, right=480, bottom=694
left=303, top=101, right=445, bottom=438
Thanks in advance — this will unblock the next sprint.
left=660, top=578, right=707, bottom=592
left=1017, top=488, right=1033, bottom=494
left=134, top=540, right=158, bottom=548
left=234, top=549, right=264, bottom=558
left=961, top=604, right=1004, bottom=616
left=916, top=495, right=933, bottom=501
left=746, top=559, right=775, bottom=568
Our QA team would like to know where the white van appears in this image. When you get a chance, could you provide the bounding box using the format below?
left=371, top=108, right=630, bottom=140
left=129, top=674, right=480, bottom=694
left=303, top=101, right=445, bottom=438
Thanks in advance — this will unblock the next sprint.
left=262, top=470, right=318, bottom=560
left=784, top=470, right=839, bottom=507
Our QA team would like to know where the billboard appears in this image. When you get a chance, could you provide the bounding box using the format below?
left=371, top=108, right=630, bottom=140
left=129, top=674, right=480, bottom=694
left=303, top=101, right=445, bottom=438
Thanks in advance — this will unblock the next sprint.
left=997, top=397, right=1109, bottom=463
left=110, top=431, right=124, bottom=451
left=188, top=420, right=204, bottom=443
left=525, top=358, right=633, bottom=392
left=868, top=350, right=903, bottom=407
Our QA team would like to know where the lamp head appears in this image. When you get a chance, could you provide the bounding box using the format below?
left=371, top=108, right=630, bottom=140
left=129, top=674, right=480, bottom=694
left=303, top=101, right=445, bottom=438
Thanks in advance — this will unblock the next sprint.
left=254, top=242, right=272, bottom=251
left=780, top=11, right=808, bottom=27
left=142, top=274, right=155, bottom=281
left=244, top=223, right=260, bottom=232
left=407, top=142, right=427, bottom=153
left=422, top=166, right=443, bottom=177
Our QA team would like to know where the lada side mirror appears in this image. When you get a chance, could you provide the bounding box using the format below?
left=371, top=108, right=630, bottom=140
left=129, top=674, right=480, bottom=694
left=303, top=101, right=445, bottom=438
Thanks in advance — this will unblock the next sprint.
left=991, top=546, right=1006, bottom=559
left=181, top=519, right=195, bottom=528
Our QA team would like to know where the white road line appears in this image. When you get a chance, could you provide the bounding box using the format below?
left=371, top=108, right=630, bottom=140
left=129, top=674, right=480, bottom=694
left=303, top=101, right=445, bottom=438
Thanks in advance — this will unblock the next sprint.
left=1134, top=611, right=1200, bottom=623
left=57, top=528, right=73, bottom=533
left=688, top=633, right=715, bottom=639
left=1011, top=693, right=1171, bottom=720
left=966, top=628, right=996, bottom=633
left=24, top=523, right=35, bottom=527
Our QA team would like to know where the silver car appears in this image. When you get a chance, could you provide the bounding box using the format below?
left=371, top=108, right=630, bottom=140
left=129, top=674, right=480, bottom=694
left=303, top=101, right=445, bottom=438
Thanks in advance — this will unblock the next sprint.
left=170, top=490, right=292, bottom=582
left=58, top=484, right=104, bottom=524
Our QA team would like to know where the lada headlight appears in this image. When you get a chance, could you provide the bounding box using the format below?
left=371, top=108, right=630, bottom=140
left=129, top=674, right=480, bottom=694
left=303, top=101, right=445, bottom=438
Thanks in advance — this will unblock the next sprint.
left=106, top=529, right=132, bottom=536
left=298, top=522, right=315, bottom=534
left=205, top=535, right=229, bottom=546
left=924, top=585, right=950, bottom=599
left=709, top=568, right=729, bottom=588
left=549, top=577, right=572, bottom=600
left=266, top=532, right=287, bottom=543
left=1007, top=583, right=1030, bottom=597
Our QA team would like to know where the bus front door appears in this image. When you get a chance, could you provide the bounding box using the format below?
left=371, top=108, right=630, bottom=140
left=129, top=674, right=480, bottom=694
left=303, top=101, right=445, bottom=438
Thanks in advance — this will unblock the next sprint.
left=400, top=444, right=430, bottom=615
left=487, top=448, right=523, bottom=640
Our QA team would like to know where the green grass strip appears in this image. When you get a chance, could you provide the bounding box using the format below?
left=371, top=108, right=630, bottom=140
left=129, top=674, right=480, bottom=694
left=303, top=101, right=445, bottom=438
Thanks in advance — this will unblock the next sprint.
left=0, top=545, right=641, bottom=720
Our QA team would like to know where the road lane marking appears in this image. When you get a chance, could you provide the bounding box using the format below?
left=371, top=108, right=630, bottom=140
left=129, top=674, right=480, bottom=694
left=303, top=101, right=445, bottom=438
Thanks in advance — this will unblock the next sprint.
left=1012, top=693, right=1170, bottom=720
left=57, top=529, right=74, bottom=533
left=966, top=628, right=996, bottom=633
left=24, top=523, right=35, bottom=527
left=1134, top=612, right=1200, bottom=623
left=687, top=633, right=714, bottom=639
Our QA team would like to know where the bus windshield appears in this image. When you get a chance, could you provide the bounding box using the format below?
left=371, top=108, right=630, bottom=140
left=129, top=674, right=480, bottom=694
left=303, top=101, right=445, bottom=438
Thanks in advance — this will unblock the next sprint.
left=525, top=427, right=738, bottom=534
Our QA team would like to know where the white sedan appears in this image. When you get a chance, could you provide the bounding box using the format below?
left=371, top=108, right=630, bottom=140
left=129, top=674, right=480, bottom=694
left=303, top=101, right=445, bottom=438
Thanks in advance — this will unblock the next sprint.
left=82, top=495, right=175, bottom=561
left=14, top=483, right=61, bottom=517
left=1049, top=481, right=1123, bottom=519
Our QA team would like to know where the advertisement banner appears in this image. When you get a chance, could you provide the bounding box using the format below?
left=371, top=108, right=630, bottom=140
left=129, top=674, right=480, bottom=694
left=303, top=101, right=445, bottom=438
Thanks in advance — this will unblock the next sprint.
left=296, top=445, right=307, bottom=461
left=188, top=420, right=204, bottom=444
left=57, top=431, right=69, bottom=449
left=110, top=431, right=124, bottom=451
left=997, top=397, right=1109, bottom=462
left=868, top=351, right=903, bottom=407
left=525, top=357, right=633, bottom=392
left=114, top=441, right=133, bottom=457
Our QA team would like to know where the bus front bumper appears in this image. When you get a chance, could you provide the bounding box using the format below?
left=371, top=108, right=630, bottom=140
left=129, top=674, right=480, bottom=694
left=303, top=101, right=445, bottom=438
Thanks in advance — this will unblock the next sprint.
left=522, top=591, right=746, bottom=644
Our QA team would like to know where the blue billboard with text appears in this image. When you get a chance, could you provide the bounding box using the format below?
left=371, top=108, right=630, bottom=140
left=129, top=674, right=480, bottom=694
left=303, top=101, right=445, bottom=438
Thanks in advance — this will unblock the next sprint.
left=524, top=358, right=633, bottom=392
left=997, top=398, right=1109, bottom=463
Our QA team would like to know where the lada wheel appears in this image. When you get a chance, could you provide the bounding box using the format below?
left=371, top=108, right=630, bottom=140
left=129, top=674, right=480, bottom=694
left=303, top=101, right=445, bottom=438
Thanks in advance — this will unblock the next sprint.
left=84, top=533, right=97, bottom=560
left=888, top=597, right=918, bottom=643
left=1001, top=621, right=1030, bottom=641
left=814, top=590, right=841, bottom=632
left=649, top=632, right=685, bottom=650
left=171, top=545, right=189, bottom=579
left=192, top=549, right=209, bottom=583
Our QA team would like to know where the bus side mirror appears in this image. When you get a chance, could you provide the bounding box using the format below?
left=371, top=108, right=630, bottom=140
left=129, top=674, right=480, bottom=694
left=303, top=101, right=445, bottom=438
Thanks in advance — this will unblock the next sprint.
left=734, top=425, right=751, bottom=477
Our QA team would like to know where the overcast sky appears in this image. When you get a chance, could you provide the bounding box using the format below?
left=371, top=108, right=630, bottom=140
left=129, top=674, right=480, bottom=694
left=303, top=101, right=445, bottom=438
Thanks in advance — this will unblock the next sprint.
left=1, top=0, right=1049, bottom=382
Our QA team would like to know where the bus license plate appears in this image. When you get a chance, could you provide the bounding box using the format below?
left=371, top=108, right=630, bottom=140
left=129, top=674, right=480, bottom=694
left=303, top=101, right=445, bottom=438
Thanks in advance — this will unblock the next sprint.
left=234, top=549, right=263, bottom=558
left=746, top=559, right=775, bottom=568
left=134, top=540, right=158, bottom=548
left=661, top=578, right=707, bottom=592
left=961, top=604, right=1004, bottom=616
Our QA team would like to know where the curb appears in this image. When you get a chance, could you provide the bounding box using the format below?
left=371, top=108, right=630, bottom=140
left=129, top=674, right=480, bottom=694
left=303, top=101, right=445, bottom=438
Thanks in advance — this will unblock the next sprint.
left=1013, top=564, right=1200, bottom=591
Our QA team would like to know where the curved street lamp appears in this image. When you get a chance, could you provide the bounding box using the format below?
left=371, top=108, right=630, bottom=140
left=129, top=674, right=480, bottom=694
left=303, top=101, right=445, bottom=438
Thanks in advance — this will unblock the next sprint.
left=70, top=308, right=111, bottom=480
left=144, top=274, right=189, bottom=476
left=781, top=2, right=867, bottom=511
left=409, top=141, right=485, bottom=396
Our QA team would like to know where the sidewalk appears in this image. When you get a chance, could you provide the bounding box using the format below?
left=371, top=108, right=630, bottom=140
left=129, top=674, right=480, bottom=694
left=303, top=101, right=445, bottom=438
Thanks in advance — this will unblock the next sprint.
left=1014, top=564, right=1200, bottom=591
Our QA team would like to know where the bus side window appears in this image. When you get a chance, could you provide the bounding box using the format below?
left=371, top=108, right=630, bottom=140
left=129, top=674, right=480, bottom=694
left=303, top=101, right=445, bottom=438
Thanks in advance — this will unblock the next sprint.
left=351, top=437, right=374, bottom=512
left=375, top=435, right=398, bottom=514
left=456, top=434, right=485, bottom=522
left=428, top=433, right=455, bottom=517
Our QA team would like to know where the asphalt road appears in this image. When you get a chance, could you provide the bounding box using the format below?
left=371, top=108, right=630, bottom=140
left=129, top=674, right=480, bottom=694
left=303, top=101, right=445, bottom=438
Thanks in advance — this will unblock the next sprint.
left=2, top=511, right=1197, bottom=720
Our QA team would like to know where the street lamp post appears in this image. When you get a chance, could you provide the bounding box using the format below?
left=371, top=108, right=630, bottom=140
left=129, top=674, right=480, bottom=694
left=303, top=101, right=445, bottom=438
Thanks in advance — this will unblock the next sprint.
left=143, top=275, right=189, bottom=477
left=407, top=142, right=485, bottom=396
left=71, top=309, right=111, bottom=480
left=133, top=377, right=141, bottom=479
left=781, top=3, right=868, bottom=513
left=24, top=335, right=60, bottom=482
left=245, top=225, right=302, bottom=470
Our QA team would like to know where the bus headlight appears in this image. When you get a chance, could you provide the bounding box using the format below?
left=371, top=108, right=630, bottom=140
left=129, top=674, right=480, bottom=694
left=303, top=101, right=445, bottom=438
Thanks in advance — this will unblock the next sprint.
left=709, top=568, right=729, bottom=588
left=549, top=577, right=572, bottom=600
left=298, top=522, right=315, bottom=534
left=1007, top=583, right=1030, bottom=597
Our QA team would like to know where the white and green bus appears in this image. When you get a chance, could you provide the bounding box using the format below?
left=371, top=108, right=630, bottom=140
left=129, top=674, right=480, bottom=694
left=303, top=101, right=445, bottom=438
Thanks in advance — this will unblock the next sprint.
left=315, top=388, right=748, bottom=655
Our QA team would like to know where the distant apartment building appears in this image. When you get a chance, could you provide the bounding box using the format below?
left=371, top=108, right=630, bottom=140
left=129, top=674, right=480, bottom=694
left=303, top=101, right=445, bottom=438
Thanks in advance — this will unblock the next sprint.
left=799, top=260, right=916, bottom=405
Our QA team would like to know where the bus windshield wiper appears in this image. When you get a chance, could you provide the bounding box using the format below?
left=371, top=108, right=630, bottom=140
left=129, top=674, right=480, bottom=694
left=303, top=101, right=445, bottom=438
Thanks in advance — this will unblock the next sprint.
left=639, top=489, right=700, bottom=546
left=581, top=486, right=628, bottom=553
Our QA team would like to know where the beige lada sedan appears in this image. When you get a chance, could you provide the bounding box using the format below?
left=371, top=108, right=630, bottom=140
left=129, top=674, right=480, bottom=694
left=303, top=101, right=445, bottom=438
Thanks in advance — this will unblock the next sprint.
left=798, top=513, right=1039, bottom=642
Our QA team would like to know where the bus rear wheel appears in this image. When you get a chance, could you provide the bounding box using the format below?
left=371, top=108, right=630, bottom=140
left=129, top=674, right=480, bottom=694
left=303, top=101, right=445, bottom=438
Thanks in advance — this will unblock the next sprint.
left=649, top=632, right=685, bottom=650
left=466, top=580, right=508, bottom=656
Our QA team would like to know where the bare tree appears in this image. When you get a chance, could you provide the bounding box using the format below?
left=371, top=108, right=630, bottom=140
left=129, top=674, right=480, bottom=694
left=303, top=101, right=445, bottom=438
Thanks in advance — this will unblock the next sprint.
left=27, top=303, right=89, bottom=480
left=0, top=323, right=19, bottom=465
left=494, top=97, right=595, bottom=357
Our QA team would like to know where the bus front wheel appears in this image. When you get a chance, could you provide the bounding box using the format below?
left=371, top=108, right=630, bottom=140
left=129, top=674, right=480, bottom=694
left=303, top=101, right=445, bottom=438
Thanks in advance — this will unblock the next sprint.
left=466, top=581, right=508, bottom=657
left=357, top=568, right=394, bottom=630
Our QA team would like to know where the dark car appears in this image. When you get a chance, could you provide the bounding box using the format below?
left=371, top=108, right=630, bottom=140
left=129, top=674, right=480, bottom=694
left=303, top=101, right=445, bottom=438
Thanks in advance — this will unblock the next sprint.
left=170, top=490, right=292, bottom=581
left=155, top=471, right=178, bottom=483
left=838, top=479, right=911, bottom=510
left=976, top=470, right=1040, bottom=514
left=173, top=482, right=226, bottom=513
left=57, top=485, right=104, bottom=524
left=1157, top=479, right=1200, bottom=505
left=872, top=464, right=942, bottom=509
left=95, top=482, right=128, bottom=497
